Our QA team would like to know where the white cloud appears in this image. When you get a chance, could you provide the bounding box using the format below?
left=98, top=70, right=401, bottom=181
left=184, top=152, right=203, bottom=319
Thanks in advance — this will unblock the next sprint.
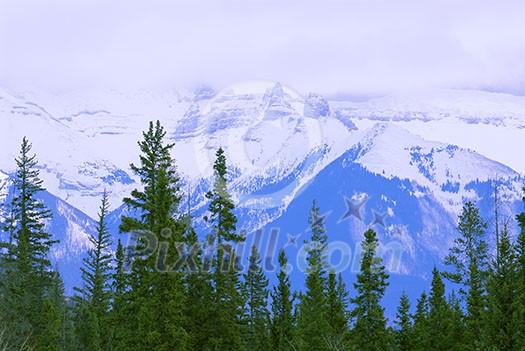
left=1, top=0, right=524, bottom=95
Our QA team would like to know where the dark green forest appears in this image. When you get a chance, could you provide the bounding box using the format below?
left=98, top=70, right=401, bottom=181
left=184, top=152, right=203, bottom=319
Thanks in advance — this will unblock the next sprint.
left=1, top=120, right=525, bottom=351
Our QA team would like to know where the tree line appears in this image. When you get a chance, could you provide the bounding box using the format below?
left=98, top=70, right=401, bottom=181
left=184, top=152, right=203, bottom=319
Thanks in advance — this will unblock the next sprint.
left=1, top=120, right=525, bottom=351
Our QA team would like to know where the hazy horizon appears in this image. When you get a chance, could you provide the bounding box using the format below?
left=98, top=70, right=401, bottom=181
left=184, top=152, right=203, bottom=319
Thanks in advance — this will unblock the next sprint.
left=1, top=0, right=525, bottom=96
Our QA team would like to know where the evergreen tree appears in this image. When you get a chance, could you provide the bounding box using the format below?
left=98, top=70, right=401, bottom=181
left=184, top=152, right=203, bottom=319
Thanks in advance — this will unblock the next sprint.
left=411, top=291, right=430, bottom=351
left=297, top=200, right=331, bottom=351
left=210, top=244, right=244, bottom=351
left=443, top=201, right=488, bottom=349
left=427, top=267, right=455, bottom=351
left=447, top=291, right=465, bottom=351
left=0, top=137, right=61, bottom=349
left=74, top=191, right=113, bottom=351
left=270, top=249, right=296, bottom=351
left=350, top=229, right=390, bottom=351
left=49, top=270, right=75, bottom=351
left=205, top=147, right=244, bottom=351
left=242, top=245, right=270, bottom=351
left=119, top=120, right=189, bottom=351
left=205, top=147, right=243, bottom=244
left=484, top=222, right=517, bottom=351
left=325, top=272, right=350, bottom=348
left=395, top=292, right=412, bottom=351
left=514, top=190, right=525, bottom=350
left=183, top=226, right=215, bottom=350
left=109, top=239, right=130, bottom=351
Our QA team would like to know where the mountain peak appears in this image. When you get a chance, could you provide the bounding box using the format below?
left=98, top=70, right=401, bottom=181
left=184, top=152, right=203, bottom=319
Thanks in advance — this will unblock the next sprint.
left=304, top=93, right=330, bottom=118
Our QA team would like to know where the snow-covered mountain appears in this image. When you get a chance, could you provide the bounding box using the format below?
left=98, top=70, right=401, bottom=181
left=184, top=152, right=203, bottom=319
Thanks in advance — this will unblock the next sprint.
left=1, top=83, right=524, bottom=294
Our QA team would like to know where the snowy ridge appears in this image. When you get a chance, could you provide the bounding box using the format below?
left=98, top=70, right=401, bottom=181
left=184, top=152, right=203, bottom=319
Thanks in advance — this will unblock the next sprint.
left=352, top=123, right=521, bottom=214
left=332, top=89, right=525, bottom=125
left=1, top=85, right=525, bottom=288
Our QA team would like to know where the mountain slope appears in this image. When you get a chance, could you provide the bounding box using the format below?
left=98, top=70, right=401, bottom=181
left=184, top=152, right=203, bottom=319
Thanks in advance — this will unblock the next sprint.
left=1, top=85, right=524, bottom=293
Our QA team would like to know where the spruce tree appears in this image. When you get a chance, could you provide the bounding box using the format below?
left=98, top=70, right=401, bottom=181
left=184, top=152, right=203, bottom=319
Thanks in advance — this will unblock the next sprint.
left=412, top=291, right=430, bottom=351
left=270, top=249, right=296, bottom=351
left=427, top=267, right=455, bottom=351
left=242, top=245, right=270, bottom=351
left=109, top=239, right=130, bottom=351
left=205, top=147, right=243, bottom=244
left=0, top=137, right=61, bottom=349
left=350, top=229, right=390, bottom=351
left=205, top=147, right=244, bottom=351
left=447, top=291, right=465, bottom=350
left=514, top=190, right=525, bottom=350
left=325, top=272, right=350, bottom=348
left=119, top=120, right=189, bottom=351
left=297, top=200, right=331, bottom=351
left=395, top=292, right=412, bottom=351
left=210, top=244, right=244, bottom=351
left=485, top=222, right=516, bottom=351
left=183, top=224, right=215, bottom=350
left=74, top=191, right=113, bottom=351
left=443, top=201, right=488, bottom=349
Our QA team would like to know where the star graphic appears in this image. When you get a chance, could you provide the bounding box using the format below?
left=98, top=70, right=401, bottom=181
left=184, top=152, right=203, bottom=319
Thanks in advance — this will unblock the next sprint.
left=285, top=233, right=300, bottom=248
left=394, top=225, right=408, bottom=238
left=340, top=196, right=367, bottom=223
left=311, top=210, right=332, bottom=228
left=370, top=210, right=388, bottom=228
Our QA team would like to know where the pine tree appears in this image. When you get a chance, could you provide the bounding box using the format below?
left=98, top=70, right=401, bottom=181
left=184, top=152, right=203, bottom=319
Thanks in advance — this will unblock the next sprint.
left=109, top=239, right=130, bottom=351
left=447, top=291, right=465, bottom=351
left=211, top=244, right=244, bottom=351
left=427, top=267, right=455, bottom=351
left=119, top=120, right=189, bottom=351
left=205, top=147, right=244, bottom=351
left=242, top=245, right=270, bottom=351
left=412, top=291, right=430, bottom=351
left=514, top=189, right=525, bottom=350
left=205, top=147, right=243, bottom=244
left=297, top=200, right=331, bottom=351
left=49, top=270, right=75, bottom=351
left=74, top=191, right=113, bottom=351
left=0, top=137, right=61, bottom=349
left=183, top=225, right=215, bottom=350
left=443, top=201, right=488, bottom=349
left=325, top=272, right=350, bottom=348
left=350, top=229, right=390, bottom=351
left=395, top=292, right=412, bottom=351
left=270, top=249, right=296, bottom=351
left=485, top=222, right=516, bottom=351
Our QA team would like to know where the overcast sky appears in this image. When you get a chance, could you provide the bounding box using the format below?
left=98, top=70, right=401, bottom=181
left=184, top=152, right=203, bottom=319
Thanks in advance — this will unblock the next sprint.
left=1, top=0, right=524, bottom=96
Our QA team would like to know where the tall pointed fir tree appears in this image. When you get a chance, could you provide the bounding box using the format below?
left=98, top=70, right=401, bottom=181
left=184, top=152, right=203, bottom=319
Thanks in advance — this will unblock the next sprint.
left=205, top=147, right=244, bottom=244
left=443, top=201, right=488, bottom=349
left=350, top=229, right=390, bottom=351
left=118, top=120, right=189, bottom=351
left=0, top=137, right=63, bottom=350
left=447, top=291, right=465, bottom=349
left=427, top=267, right=457, bottom=351
left=325, top=272, right=350, bottom=350
left=73, top=191, right=113, bottom=351
left=485, top=222, right=517, bottom=351
left=514, top=189, right=525, bottom=350
left=109, top=238, right=129, bottom=351
left=183, top=216, right=215, bottom=350
left=270, top=249, right=296, bottom=351
left=297, top=200, right=331, bottom=351
left=242, top=245, right=270, bottom=351
left=394, top=292, right=412, bottom=351
left=412, top=291, right=430, bottom=351
left=205, top=147, right=245, bottom=351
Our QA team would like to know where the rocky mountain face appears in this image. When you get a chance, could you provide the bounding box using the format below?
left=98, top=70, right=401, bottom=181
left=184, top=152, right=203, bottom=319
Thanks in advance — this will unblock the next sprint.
left=1, top=83, right=523, bottom=300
